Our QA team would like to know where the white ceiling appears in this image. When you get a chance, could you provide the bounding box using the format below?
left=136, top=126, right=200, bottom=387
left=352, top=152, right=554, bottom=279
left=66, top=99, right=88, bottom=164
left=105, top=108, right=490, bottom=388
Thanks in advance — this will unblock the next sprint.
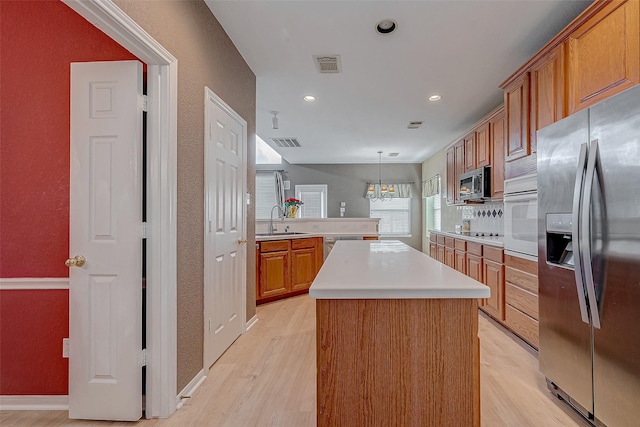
left=206, top=0, right=592, bottom=164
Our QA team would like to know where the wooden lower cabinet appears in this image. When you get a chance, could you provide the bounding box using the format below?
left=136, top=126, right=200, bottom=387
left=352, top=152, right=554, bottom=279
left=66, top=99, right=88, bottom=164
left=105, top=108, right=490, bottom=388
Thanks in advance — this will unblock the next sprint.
left=429, top=233, right=539, bottom=349
left=504, top=254, right=539, bottom=349
left=455, top=249, right=467, bottom=274
left=256, top=237, right=323, bottom=304
left=466, top=243, right=483, bottom=283
left=291, top=248, right=316, bottom=292
left=316, top=298, right=480, bottom=426
left=429, top=242, right=437, bottom=259
left=482, top=258, right=505, bottom=321
left=436, top=234, right=445, bottom=263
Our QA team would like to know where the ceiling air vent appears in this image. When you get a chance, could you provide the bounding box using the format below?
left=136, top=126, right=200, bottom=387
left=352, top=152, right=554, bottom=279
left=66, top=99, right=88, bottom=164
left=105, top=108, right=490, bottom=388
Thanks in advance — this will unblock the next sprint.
left=388, top=153, right=399, bottom=157
left=407, top=121, right=423, bottom=129
left=271, top=137, right=302, bottom=148
left=313, top=55, right=341, bottom=74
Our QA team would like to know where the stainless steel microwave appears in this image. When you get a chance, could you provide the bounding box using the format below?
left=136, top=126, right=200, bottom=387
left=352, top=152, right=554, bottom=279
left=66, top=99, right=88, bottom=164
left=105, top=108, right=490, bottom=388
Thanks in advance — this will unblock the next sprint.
left=459, top=166, right=491, bottom=202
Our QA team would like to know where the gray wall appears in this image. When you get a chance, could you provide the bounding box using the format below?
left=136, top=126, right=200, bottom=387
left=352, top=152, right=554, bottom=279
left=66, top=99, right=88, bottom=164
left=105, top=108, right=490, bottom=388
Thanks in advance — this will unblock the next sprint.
left=258, top=160, right=423, bottom=250
left=114, top=0, right=256, bottom=392
left=421, top=147, right=463, bottom=251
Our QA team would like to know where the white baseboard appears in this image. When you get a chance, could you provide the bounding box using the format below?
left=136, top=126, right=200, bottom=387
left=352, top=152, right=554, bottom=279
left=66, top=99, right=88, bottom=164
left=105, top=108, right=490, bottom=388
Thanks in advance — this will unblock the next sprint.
left=175, top=369, right=206, bottom=410
left=0, top=278, right=69, bottom=290
left=245, top=314, right=258, bottom=332
left=0, top=395, right=69, bottom=410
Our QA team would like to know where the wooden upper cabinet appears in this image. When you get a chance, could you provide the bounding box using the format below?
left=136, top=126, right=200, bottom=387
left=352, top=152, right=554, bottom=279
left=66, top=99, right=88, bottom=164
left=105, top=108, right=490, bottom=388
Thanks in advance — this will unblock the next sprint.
left=530, top=45, right=565, bottom=153
left=475, top=123, right=491, bottom=168
left=463, top=132, right=476, bottom=172
left=446, top=146, right=455, bottom=205
left=446, top=140, right=465, bottom=205
left=454, top=141, right=465, bottom=203
left=490, top=109, right=505, bottom=200
left=567, top=0, right=640, bottom=114
left=504, top=73, right=530, bottom=162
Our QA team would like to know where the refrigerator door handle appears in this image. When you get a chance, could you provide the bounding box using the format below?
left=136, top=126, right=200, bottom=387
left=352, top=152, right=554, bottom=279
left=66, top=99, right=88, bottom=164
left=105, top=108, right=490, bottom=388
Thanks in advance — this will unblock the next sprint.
left=572, top=142, right=590, bottom=324
left=582, top=139, right=602, bottom=329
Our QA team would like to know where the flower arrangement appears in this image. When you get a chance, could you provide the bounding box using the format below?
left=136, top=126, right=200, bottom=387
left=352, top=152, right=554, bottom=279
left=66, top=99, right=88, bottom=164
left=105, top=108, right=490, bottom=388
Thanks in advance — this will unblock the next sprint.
left=284, top=197, right=303, bottom=218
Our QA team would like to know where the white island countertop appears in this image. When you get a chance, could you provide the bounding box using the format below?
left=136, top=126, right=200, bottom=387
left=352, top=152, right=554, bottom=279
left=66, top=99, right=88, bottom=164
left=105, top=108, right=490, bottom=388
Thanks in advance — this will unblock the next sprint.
left=309, top=240, right=490, bottom=299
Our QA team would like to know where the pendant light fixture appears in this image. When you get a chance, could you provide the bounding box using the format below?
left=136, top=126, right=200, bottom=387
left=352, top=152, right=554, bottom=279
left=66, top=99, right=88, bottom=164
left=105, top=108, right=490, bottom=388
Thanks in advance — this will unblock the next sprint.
left=367, top=151, right=395, bottom=200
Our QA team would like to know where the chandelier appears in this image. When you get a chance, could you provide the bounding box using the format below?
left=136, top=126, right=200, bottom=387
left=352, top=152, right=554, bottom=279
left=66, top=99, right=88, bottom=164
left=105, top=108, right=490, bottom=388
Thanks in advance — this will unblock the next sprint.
left=366, top=151, right=395, bottom=201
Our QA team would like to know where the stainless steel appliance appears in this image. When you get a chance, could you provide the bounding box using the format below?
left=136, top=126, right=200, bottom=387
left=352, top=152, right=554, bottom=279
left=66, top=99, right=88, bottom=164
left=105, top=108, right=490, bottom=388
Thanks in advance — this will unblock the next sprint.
left=459, top=166, right=491, bottom=202
left=503, top=174, right=537, bottom=259
left=537, top=85, right=640, bottom=426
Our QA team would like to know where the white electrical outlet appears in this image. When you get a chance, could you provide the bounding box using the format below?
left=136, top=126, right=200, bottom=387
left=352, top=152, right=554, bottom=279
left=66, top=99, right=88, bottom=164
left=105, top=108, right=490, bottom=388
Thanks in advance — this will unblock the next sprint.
left=62, top=338, right=69, bottom=358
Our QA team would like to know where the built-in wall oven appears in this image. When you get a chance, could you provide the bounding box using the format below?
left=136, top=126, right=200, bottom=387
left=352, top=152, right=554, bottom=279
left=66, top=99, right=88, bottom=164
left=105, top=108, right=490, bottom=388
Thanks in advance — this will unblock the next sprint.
left=503, top=174, right=538, bottom=259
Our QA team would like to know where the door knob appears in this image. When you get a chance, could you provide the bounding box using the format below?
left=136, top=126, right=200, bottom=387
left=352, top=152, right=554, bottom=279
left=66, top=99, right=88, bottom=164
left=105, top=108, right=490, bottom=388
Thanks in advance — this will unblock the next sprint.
left=237, top=238, right=247, bottom=244
left=65, top=255, right=86, bottom=268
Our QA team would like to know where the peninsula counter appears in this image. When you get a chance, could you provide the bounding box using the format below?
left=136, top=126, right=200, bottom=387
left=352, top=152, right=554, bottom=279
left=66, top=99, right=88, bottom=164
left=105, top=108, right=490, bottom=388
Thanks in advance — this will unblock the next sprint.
left=309, top=240, right=489, bottom=427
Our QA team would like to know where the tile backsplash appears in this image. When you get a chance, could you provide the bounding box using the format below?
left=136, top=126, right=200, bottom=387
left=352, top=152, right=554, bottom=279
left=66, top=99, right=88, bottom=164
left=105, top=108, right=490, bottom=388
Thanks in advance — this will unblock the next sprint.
left=459, top=203, right=504, bottom=235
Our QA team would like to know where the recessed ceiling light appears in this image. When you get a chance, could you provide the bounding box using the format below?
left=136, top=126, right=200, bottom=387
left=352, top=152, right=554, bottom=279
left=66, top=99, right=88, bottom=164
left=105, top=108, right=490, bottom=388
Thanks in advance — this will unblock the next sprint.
left=376, top=19, right=397, bottom=34
left=428, top=95, right=442, bottom=102
left=303, top=95, right=316, bottom=102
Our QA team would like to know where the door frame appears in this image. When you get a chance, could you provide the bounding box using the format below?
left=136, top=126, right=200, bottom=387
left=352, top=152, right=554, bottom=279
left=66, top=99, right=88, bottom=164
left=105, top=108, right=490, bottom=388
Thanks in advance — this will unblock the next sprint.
left=63, top=0, right=178, bottom=419
left=203, top=87, right=248, bottom=369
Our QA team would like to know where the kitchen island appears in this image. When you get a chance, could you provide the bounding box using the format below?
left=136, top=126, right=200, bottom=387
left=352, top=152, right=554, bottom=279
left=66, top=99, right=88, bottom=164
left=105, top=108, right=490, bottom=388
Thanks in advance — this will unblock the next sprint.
left=309, top=240, right=489, bottom=427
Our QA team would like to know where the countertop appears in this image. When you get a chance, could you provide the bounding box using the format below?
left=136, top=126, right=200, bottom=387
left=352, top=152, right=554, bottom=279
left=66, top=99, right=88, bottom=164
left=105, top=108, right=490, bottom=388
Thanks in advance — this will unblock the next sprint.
left=309, top=240, right=490, bottom=299
left=255, top=232, right=379, bottom=242
left=429, top=230, right=504, bottom=248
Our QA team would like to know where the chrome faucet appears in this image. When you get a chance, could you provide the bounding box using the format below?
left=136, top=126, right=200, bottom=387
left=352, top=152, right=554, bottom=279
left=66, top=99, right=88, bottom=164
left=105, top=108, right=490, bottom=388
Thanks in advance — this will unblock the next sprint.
left=269, top=204, right=285, bottom=234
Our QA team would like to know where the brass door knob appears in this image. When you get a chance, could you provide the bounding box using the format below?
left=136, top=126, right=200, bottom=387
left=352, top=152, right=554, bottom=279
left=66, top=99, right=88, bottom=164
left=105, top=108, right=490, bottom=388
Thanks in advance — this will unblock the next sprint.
left=237, top=238, right=247, bottom=244
left=65, top=255, right=86, bottom=268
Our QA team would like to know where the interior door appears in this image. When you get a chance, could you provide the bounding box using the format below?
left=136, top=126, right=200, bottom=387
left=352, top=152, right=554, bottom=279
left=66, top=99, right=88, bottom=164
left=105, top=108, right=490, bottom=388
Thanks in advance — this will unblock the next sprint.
left=69, top=60, right=143, bottom=421
left=204, top=87, right=246, bottom=369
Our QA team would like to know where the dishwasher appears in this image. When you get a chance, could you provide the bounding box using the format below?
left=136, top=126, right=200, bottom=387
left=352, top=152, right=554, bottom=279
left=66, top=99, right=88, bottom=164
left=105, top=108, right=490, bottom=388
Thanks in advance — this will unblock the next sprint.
left=323, top=235, right=363, bottom=260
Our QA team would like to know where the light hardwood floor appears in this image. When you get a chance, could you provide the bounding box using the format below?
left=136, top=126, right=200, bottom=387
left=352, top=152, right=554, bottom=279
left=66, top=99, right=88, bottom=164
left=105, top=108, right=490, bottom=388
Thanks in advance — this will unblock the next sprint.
left=1, top=295, right=589, bottom=427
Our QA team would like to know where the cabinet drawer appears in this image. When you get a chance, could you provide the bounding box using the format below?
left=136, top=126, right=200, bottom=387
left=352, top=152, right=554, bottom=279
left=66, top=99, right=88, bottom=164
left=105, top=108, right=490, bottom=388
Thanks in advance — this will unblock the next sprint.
left=504, top=254, right=537, bottom=275
left=260, top=240, right=290, bottom=253
left=436, top=235, right=445, bottom=245
left=483, top=246, right=503, bottom=263
left=505, top=267, right=538, bottom=295
left=445, top=237, right=455, bottom=248
left=467, top=242, right=483, bottom=256
left=291, top=237, right=315, bottom=250
left=429, top=233, right=437, bottom=243
left=505, top=283, right=538, bottom=320
left=505, top=304, right=539, bottom=349
left=454, top=239, right=466, bottom=251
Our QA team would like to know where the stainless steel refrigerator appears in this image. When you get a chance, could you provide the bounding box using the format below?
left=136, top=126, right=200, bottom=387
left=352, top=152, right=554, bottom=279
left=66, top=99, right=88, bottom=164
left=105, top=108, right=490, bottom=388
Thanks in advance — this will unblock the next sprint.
left=537, top=85, right=640, bottom=427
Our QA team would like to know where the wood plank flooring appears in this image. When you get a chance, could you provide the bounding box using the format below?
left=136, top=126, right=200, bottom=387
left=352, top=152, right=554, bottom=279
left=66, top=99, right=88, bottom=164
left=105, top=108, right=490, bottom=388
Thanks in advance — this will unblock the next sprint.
left=1, top=295, right=589, bottom=427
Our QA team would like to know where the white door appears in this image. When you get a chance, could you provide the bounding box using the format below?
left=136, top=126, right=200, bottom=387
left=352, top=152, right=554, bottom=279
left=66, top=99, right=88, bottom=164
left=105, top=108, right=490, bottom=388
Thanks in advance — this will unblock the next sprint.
left=68, top=60, right=143, bottom=421
left=204, top=87, right=246, bottom=369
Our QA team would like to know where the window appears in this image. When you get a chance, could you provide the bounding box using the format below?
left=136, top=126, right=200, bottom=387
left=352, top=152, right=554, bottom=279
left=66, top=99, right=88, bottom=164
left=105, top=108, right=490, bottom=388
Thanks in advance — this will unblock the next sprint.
left=255, top=173, right=278, bottom=219
left=370, top=198, right=411, bottom=236
left=295, top=184, right=327, bottom=218
left=256, top=136, right=281, bottom=164
left=425, top=194, right=442, bottom=233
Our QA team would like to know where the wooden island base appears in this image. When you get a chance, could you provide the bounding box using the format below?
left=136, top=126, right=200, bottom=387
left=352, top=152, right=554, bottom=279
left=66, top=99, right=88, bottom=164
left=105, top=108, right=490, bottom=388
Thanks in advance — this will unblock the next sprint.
left=316, top=298, right=480, bottom=427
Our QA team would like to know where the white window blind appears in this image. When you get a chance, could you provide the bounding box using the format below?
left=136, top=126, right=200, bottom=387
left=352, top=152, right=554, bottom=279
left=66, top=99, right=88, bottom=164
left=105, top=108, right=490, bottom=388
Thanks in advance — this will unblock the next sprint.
left=433, top=194, right=442, bottom=231
left=295, top=184, right=327, bottom=218
left=256, top=173, right=278, bottom=219
left=370, top=198, right=411, bottom=236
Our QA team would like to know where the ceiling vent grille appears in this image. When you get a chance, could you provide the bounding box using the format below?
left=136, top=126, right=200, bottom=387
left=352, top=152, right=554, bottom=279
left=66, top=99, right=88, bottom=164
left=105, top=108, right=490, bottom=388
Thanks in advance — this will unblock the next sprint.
left=407, top=121, right=423, bottom=129
left=271, top=137, right=302, bottom=148
left=313, top=55, right=341, bottom=73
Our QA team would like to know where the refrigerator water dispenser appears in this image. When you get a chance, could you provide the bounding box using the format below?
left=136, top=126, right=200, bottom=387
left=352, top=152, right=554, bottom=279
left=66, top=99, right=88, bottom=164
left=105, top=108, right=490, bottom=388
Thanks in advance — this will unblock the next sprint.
left=546, top=213, right=574, bottom=267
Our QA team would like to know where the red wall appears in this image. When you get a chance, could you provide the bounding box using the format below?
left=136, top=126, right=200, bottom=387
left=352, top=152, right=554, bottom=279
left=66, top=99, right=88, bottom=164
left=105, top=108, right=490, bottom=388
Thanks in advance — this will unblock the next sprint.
left=0, top=0, right=140, bottom=395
